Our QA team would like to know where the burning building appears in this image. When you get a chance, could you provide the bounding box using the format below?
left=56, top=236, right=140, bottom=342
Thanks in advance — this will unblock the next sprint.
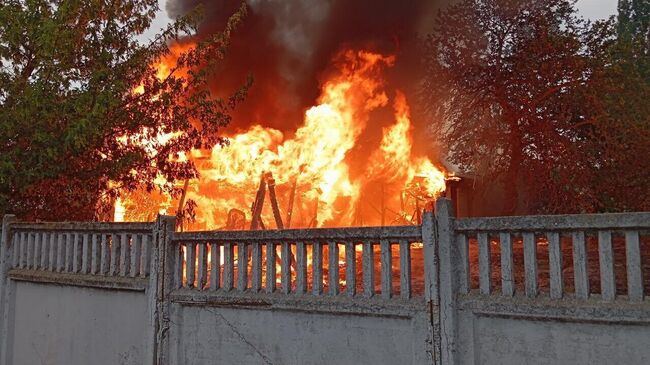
left=115, top=0, right=455, bottom=229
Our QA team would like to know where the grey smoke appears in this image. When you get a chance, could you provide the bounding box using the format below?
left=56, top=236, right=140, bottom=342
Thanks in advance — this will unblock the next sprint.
left=166, top=0, right=449, bottom=134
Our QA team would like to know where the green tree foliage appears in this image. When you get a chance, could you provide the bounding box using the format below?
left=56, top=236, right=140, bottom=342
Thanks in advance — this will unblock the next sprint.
left=0, top=1, right=250, bottom=220
left=422, top=0, right=650, bottom=214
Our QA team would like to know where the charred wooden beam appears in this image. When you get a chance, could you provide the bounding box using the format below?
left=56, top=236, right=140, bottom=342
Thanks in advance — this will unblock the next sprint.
left=266, top=173, right=284, bottom=229
left=250, top=174, right=267, bottom=230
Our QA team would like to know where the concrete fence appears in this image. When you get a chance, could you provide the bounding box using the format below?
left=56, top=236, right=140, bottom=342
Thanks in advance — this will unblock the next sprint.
left=0, top=199, right=648, bottom=364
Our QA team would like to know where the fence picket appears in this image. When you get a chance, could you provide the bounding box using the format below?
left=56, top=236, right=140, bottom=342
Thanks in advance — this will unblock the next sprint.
left=625, top=231, right=643, bottom=301
left=329, top=241, right=339, bottom=296
left=252, top=242, right=262, bottom=292
left=523, top=232, right=538, bottom=298
left=598, top=231, right=615, bottom=301
left=478, top=232, right=491, bottom=295
left=119, top=233, right=130, bottom=276
left=91, top=234, right=100, bottom=274
left=266, top=241, right=275, bottom=293
left=198, top=243, right=208, bottom=290
left=548, top=232, right=563, bottom=299
left=281, top=241, right=291, bottom=294
left=380, top=239, right=391, bottom=299
left=312, top=242, right=323, bottom=295
left=572, top=231, right=589, bottom=299
left=346, top=241, right=356, bottom=297
left=400, top=240, right=411, bottom=299
left=500, top=233, right=514, bottom=296
left=362, top=240, right=374, bottom=298
left=296, top=241, right=307, bottom=295
left=130, top=234, right=142, bottom=278
left=224, top=242, right=234, bottom=291
left=186, top=242, right=196, bottom=288
left=237, top=242, right=247, bottom=292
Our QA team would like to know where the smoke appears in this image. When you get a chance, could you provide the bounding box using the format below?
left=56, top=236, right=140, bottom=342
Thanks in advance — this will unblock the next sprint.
left=166, top=0, right=450, bottom=135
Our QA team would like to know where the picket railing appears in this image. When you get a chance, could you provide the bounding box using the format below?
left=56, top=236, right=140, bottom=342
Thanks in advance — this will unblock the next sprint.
left=7, top=222, right=154, bottom=279
left=172, top=225, right=429, bottom=300
left=453, top=213, right=650, bottom=301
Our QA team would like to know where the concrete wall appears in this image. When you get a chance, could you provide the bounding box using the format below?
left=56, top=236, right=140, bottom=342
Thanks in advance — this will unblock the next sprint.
left=455, top=298, right=650, bottom=365
left=168, top=299, right=433, bottom=365
left=10, top=281, right=147, bottom=365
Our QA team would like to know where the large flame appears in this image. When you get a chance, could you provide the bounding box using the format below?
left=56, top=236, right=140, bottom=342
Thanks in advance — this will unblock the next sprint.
left=115, top=48, right=447, bottom=228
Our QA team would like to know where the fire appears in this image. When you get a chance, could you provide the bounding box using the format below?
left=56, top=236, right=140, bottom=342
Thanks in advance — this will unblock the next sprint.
left=115, top=47, right=448, bottom=229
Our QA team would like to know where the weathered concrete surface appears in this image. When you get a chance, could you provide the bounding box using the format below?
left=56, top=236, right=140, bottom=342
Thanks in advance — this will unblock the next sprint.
left=10, top=281, right=146, bottom=365
left=456, top=306, right=650, bottom=365
left=170, top=304, right=432, bottom=365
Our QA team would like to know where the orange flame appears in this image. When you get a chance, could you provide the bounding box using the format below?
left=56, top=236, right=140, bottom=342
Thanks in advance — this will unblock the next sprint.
left=116, top=48, right=448, bottom=229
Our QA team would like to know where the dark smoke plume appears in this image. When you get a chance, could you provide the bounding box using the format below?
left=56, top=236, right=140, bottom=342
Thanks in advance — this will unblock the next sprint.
left=166, top=0, right=450, bottom=137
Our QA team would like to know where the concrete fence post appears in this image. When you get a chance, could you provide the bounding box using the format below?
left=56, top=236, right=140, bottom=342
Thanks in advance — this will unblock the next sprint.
left=435, top=198, right=458, bottom=365
left=0, top=214, right=17, bottom=364
left=422, top=210, right=440, bottom=365
left=146, top=215, right=176, bottom=365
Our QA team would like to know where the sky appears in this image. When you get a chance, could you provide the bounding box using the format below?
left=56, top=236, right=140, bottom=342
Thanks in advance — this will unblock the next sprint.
left=141, top=0, right=620, bottom=43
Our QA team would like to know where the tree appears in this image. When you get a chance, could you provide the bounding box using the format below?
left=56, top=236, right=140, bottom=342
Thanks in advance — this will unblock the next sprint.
left=421, top=0, right=649, bottom=214
left=0, top=1, right=250, bottom=220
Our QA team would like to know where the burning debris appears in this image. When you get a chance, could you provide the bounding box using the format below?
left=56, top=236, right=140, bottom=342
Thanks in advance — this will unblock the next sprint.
left=115, top=49, right=448, bottom=229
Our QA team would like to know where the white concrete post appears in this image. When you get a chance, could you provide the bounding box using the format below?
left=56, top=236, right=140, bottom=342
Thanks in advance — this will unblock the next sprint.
left=422, top=209, right=440, bottom=365
left=435, top=198, right=458, bottom=365
left=0, top=214, right=17, bottom=364
left=143, top=215, right=176, bottom=365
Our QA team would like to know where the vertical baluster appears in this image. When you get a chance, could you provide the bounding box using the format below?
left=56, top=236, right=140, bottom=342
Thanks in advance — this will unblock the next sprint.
left=400, top=240, right=411, bottom=299
left=119, top=233, right=130, bottom=276
left=19, top=232, right=27, bottom=269
left=11, top=233, right=19, bottom=269
left=65, top=232, right=74, bottom=272
left=266, top=241, right=276, bottom=293
left=12, top=232, right=20, bottom=268
left=26, top=232, right=35, bottom=269
left=281, top=241, right=292, bottom=294
left=224, top=242, right=234, bottom=291
left=56, top=233, right=65, bottom=272
left=547, top=232, right=563, bottom=299
left=252, top=241, right=262, bottom=292
left=186, top=242, right=196, bottom=288
left=478, top=232, right=491, bottom=295
left=625, top=231, right=643, bottom=302
left=33, top=232, right=41, bottom=269
left=523, top=232, right=538, bottom=298
left=141, top=235, right=151, bottom=277
left=101, top=234, right=110, bottom=275
left=598, top=231, right=615, bottom=301
left=296, top=241, right=307, bottom=294
left=40, top=232, right=48, bottom=269
left=48, top=232, right=56, bottom=272
left=458, top=234, right=470, bottom=294
left=110, top=233, right=119, bottom=275
left=500, top=233, right=514, bottom=296
left=572, top=231, right=589, bottom=299
left=176, top=244, right=184, bottom=289
left=198, top=242, right=208, bottom=290
left=81, top=233, right=90, bottom=274
left=362, top=240, right=374, bottom=298
left=210, top=242, right=221, bottom=291
left=91, top=234, right=100, bottom=274
left=72, top=233, right=82, bottom=272
left=130, top=234, right=142, bottom=278
left=312, top=242, right=323, bottom=295
left=380, top=239, right=391, bottom=299
left=237, top=241, right=248, bottom=292
left=328, top=241, right=339, bottom=296
left=346, top=241, right=356, bottom=297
